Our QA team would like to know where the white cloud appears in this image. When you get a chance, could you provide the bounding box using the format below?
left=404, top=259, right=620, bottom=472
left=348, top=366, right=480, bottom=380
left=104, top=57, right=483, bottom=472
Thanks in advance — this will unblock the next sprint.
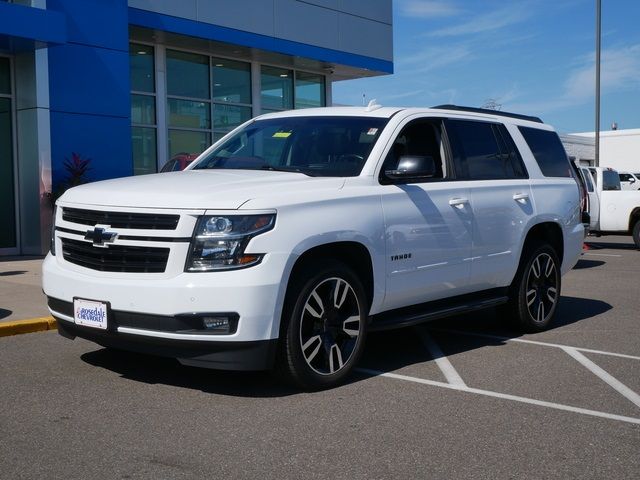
left=507, top=44, right=640, bottom=115
left=399, top=0, right=462, bottom=18
left=397, top=45, right=472, bottom=72
left=428, top=3, right=531, bottom=37
left=565, top=44, right=640, bottom=100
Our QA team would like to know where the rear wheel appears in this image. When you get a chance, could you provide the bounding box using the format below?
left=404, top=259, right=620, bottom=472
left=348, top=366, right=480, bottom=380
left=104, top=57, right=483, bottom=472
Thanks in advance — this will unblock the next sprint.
left=632, top=220, right=640, bottom=249
left=502, top=242, right=561, bottom=332
left=276, top=260, right=367, bottom=390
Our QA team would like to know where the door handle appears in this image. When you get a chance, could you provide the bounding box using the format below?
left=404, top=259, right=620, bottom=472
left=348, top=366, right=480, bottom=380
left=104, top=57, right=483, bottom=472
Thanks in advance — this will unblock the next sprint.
left=513, top=193, right=529, bottom=203
left=449, top=197, right=469, bottom=209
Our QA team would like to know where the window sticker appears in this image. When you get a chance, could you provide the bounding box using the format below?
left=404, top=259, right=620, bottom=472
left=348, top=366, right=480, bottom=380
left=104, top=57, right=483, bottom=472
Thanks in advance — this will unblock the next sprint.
left=273, top=131, right=292, bottom=138
left=366, top=128, right=379, bottom=136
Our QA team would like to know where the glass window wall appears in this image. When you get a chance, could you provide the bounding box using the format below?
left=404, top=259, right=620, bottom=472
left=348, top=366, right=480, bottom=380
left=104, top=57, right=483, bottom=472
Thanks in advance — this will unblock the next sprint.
left=130, top=44, right=157, bottom=175
left=0, top=57, right=16, bottom=249
left=295, top=72, right=325, bottom=109
left=261, top=66, right=293, bottom=112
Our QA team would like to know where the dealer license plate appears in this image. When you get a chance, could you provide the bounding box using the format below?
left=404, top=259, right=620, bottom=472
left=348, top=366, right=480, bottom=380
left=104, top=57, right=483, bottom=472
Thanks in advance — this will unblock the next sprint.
left=73, top=298, right=108, bottom=330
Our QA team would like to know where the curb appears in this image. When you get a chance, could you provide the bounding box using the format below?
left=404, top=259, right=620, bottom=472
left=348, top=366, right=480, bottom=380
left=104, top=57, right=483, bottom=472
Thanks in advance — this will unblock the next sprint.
left=0, top=316, right=57, bottom=337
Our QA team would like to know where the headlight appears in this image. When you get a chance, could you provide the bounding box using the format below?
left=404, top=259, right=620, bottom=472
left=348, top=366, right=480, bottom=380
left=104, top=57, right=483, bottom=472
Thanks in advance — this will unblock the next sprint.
left=185, top=214, right=275, bottom=271
left=50, top=204, right=58, bottom=256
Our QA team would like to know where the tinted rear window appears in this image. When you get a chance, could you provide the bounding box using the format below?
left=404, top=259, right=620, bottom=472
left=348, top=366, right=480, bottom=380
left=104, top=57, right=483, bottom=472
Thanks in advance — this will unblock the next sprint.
left=518, top=127, right=571, bottom=177
left=603, top=170, right=621, bottom=190
left=446, top=120, right=527, bottom=180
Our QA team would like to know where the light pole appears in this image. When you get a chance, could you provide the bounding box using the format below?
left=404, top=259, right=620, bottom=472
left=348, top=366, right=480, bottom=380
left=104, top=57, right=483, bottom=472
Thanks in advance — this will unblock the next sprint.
left=595, top=0, right=601, bottom=167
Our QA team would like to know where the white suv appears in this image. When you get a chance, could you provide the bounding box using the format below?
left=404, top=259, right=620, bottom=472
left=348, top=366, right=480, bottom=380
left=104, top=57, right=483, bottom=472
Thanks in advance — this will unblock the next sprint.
left=43, top=105, right=584, bottom=389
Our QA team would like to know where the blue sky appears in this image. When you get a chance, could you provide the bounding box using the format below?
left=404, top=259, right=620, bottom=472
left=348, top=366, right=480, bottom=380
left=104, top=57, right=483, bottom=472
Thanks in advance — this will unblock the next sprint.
left=333, top=0, right=640, bottom=134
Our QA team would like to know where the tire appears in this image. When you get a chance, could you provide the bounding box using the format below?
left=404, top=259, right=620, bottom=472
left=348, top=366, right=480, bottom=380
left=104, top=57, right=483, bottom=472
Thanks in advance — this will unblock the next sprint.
left=502, top=242, right=561, bottom=332
left=632, top=220, right=640, bottom=249
left=276, top=260, right=368, bottom=390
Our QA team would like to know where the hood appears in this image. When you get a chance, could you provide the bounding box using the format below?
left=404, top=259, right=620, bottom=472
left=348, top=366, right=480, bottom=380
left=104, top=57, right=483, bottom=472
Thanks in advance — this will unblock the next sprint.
left=59, top=170, right=345, bottom=210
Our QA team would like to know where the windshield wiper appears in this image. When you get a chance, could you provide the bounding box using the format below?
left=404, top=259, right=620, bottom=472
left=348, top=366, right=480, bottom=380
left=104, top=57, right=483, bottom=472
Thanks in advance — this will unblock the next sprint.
left=259, top=165, right=315, bottom=177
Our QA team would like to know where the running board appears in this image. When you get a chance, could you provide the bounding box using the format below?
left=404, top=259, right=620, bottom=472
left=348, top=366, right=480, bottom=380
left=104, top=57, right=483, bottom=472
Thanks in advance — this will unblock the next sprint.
left=369, top=292, right=509, bottom=332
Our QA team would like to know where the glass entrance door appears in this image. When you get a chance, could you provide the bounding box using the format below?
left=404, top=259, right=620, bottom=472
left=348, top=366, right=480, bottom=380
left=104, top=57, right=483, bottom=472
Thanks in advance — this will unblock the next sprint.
left=0, top=57, right=17, bottom=251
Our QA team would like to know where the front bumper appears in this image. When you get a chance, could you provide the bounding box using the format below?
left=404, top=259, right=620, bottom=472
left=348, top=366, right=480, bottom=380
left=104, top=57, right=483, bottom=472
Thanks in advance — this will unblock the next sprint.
left=43, top=252, right=289, bottom=342
left=55, top=313, right=278, bottom=370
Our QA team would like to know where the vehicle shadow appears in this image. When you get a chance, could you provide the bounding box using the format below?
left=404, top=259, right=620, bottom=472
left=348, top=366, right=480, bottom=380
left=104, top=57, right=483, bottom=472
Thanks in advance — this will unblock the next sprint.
left=361, top=295, right=612, bottom=371
left=585, top=240, right=637, bottom=250
left=79, top=295, right=611, bottom=396
left=572, top=259, right=605, bottom=270
left=0, top=308, right=12, bottom=320
left=81, top=348, right=300, bottom=397
left=0, top=270, right=28, bottom=277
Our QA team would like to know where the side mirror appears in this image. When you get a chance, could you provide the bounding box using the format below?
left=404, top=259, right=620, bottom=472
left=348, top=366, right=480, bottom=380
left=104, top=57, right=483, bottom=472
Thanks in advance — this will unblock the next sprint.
left=385, top=155, right=436, bottom=181
left=630, top=177, right=636, bottom=183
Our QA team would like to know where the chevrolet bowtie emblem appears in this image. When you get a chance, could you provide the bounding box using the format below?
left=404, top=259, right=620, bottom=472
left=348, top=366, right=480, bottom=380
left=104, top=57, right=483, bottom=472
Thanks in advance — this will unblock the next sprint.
left=84, top=227, right=118, bottom=247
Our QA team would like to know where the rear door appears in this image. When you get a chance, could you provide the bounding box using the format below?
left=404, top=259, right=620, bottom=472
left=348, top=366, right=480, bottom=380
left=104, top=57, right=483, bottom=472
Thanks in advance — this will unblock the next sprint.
left=445, top=119, right=534, bottom=290
left=580, top=167, right=600, bottom=230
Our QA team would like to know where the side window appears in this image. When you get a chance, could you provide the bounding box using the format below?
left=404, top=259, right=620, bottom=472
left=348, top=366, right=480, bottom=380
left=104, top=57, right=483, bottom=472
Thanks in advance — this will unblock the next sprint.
left=494, top=124, right=528, bottom=178
left=445, top=120, right=526, bottom=180
left=619, top=173, right=631, bottom=182
left=602, top=170, right=621, bottom=191
left=518, top=126, right=572, bottom=177
left=380, top=120, right=448, bottom=183
left=581, top=169, right=594, bottom=192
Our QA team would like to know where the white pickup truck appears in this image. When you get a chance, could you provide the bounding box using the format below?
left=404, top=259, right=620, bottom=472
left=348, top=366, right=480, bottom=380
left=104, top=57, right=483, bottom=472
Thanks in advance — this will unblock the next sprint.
left=577, top=166, right=640, bottom=248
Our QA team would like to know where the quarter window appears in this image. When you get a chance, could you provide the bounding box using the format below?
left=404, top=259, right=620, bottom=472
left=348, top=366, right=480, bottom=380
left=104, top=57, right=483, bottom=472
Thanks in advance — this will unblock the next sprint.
left=518, top=126, right=572, bottom=177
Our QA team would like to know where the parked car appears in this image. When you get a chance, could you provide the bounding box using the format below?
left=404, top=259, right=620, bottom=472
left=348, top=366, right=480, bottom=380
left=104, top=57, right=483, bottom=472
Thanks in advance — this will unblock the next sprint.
left=583, top=166, right=640, bottom=248
left=160, top=152, right=199, bottom=172
left=618, top=172, right=640, bottom=191
left=44, top=104, right=584, bottom=389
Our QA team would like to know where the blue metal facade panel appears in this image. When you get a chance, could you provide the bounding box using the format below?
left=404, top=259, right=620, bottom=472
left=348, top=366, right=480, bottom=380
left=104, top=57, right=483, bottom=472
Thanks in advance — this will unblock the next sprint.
left=47, top=0, right=129, bottom=51
left=0, top=2, right=67, bottom=49
left=50, top=111, right=133, bottom=188
left=47, top=0, right=133, bottom=186
left=48, top=43, right=130, bottom=117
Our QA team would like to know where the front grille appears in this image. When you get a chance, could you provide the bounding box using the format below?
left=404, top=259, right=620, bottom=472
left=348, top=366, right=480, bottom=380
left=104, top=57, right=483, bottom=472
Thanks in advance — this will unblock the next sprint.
left=62, top=238, right=170, bottom=273
left=62, top=207, right=179, bottom=230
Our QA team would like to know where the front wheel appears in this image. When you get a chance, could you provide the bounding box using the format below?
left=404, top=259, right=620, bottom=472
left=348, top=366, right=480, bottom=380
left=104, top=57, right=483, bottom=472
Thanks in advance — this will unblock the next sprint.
left=277, top=261, right=367, bottom=390
left=503, top=242, right=561, bottom=332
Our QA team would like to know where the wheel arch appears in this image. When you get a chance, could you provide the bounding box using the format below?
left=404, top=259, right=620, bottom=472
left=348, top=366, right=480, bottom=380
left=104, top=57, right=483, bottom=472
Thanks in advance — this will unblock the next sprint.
left=521, top=221, right=564, bottom=265
left=628, top=207, right=640, bottom=232
left=287, top=241, right=375, bottom=312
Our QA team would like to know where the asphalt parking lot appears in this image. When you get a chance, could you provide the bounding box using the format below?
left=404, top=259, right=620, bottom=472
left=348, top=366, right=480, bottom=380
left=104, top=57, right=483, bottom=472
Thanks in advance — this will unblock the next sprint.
left=1, top=236, right=638, bottom=479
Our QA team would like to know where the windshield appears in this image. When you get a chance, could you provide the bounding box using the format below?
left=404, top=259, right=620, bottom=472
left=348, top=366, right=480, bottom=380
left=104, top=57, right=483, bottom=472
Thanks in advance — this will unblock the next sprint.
left=192, top=116, right=388, bottom=177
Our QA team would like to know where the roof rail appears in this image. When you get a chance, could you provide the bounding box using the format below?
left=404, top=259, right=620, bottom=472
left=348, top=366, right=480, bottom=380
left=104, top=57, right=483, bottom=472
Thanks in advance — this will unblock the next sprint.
left=431, top=104, right=543, bottom=124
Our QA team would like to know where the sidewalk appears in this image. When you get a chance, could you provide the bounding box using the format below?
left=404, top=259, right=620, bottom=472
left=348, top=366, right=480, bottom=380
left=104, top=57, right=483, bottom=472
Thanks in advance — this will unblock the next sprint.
left=0, top=256, right=50, bottom=323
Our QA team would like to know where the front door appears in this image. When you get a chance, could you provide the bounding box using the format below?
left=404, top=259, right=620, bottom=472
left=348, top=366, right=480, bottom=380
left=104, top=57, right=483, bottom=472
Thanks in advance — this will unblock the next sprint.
left=379, top=118, right=473, bottom=310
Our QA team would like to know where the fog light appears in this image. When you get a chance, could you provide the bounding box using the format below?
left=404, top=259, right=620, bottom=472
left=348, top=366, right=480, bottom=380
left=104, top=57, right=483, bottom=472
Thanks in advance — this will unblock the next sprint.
left=202, top=316, right=230, bottom=333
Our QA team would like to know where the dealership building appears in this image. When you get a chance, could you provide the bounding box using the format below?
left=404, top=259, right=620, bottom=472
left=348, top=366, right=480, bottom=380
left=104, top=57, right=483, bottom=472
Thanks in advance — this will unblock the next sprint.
left=0, top=0, right=393, bottom=255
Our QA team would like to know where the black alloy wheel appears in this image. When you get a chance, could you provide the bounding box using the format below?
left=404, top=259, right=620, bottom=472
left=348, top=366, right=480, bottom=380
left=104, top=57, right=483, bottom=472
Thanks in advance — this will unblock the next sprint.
left=277, top=260, right=367, bottom=390
left=525, top=252, right=559, bottom=324
left=503, top=242, right=561, bottom=332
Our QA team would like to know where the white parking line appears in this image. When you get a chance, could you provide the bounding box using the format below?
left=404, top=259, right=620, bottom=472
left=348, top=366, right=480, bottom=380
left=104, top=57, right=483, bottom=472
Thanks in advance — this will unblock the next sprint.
left=583, top=253, right=622, bottom=257
left=419, top=330, right=467, bottom=387
left=356, top=368, right=640, bottom=426
left=430, top=328, right=640, bottom=361
left=562, top=347, right=640, bottom=408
